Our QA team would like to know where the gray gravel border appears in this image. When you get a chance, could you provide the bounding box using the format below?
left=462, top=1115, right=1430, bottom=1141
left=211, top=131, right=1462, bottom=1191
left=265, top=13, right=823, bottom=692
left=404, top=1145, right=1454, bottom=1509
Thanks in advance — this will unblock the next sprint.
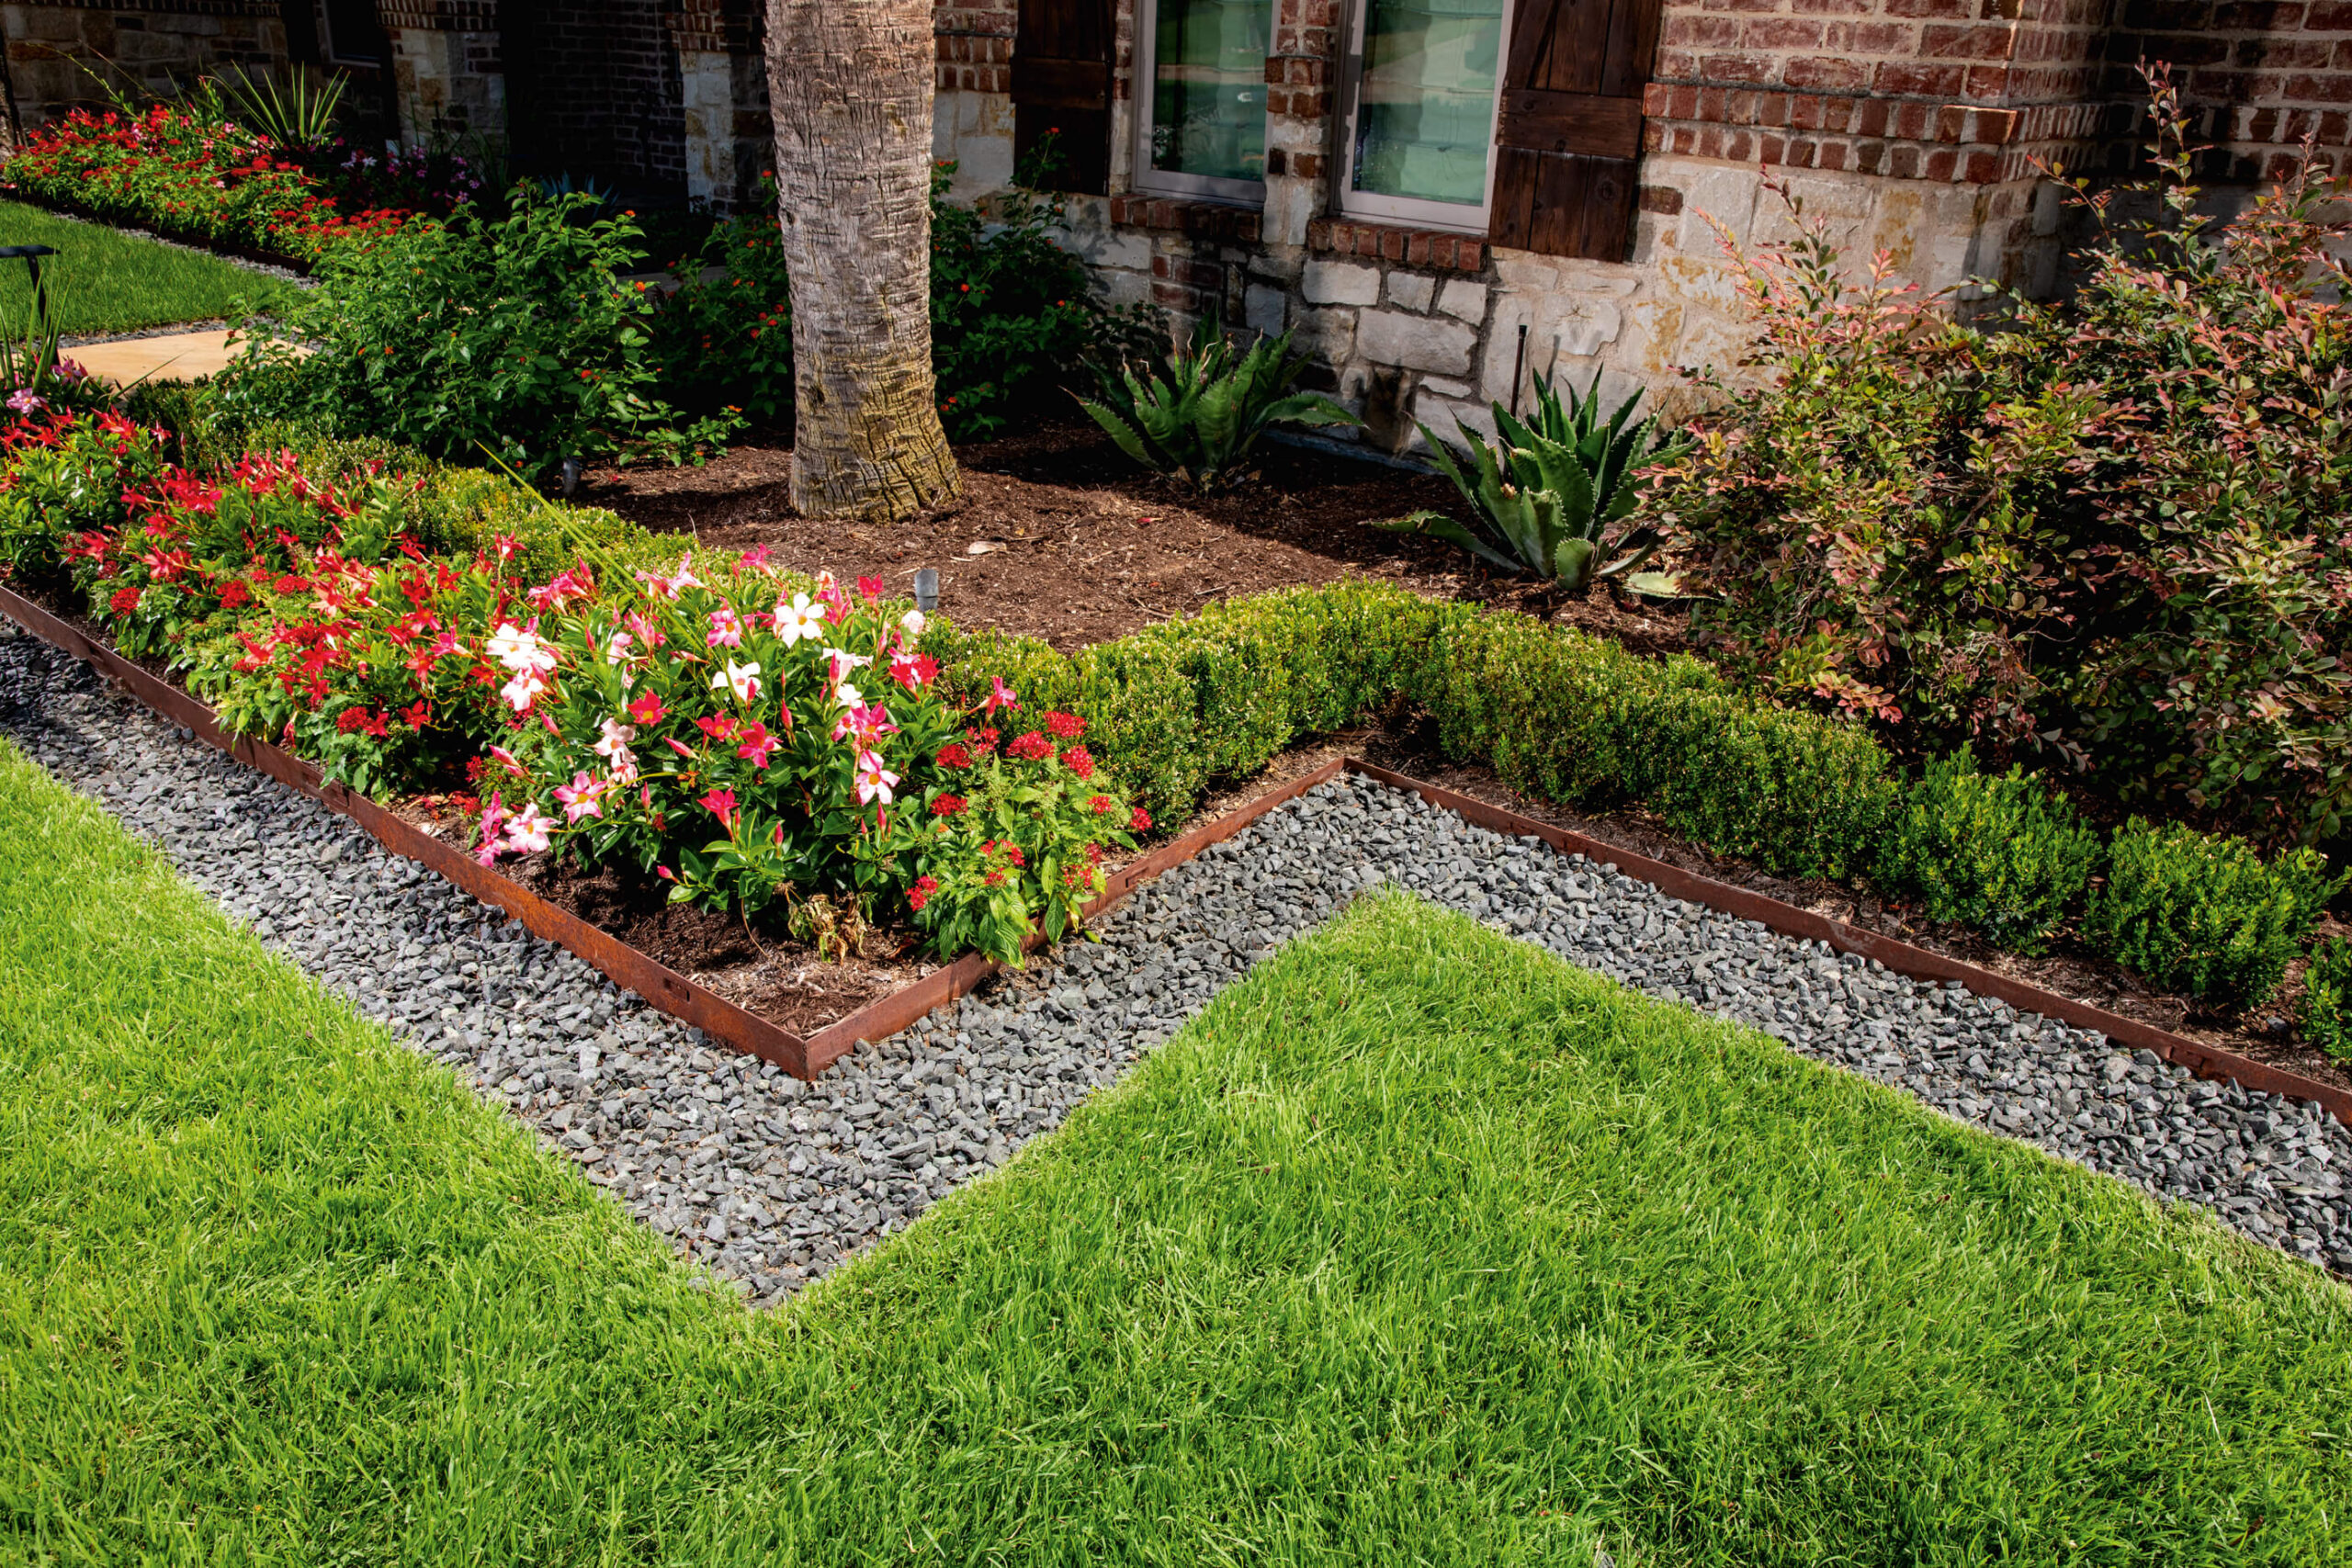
left=5, top=617, right=2346, bottom=1302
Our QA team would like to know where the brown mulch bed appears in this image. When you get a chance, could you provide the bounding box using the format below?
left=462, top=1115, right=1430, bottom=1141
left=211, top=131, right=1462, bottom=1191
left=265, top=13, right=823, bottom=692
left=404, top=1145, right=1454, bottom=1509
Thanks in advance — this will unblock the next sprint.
left=582, top=421, right=1692, bottom=655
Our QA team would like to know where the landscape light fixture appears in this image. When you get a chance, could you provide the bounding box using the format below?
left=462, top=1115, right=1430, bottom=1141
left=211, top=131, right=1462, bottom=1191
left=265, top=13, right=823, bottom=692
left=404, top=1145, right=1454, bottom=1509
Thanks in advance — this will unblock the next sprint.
left=913, top=568, right=940, bottom=612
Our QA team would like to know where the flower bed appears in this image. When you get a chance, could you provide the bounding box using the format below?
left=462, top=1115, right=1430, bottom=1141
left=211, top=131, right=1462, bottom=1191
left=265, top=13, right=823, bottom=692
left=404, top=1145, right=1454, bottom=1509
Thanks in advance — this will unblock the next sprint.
left=0, top=409, right=1138, bottom=969
left=0, top=105, right=473, bottom=265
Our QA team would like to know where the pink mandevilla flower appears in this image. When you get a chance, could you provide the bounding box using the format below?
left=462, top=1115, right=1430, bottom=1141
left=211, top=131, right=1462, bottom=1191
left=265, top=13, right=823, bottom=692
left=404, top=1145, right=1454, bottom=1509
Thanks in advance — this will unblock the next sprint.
left=555, top=772, right=605, bottom=824
left=707, top=606, right=743, bottom=649
left=503, top=803, right=553, bottom=854
left=984, top=675, right=1020, bottom=716
left=699, top=787, right=739, bottom=826
left=854, top=755, right=899, bottom=807
left=736, top=722, right=780, bottom=770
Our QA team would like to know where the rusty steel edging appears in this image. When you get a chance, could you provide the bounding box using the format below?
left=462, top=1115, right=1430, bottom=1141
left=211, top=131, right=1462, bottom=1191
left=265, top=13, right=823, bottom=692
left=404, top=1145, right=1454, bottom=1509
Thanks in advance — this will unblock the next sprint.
left=801, top=758, right=1351, bottom=1073
left=0, top=581, right=815, bottom=1077
left=1342, top=758, right=2352, bottom=1126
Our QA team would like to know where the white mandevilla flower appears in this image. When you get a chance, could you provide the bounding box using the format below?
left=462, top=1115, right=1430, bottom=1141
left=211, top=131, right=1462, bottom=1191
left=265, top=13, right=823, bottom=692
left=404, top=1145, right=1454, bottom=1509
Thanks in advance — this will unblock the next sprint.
left=594, top=717, right=636, bottom=760
left=712, top=659, right=763, bottom=704
left=900, top=609, right=926, bottom=637
left=486, top=622, right=557, bottom=675
left=832, top=679, right=864, bottom=710
left=772, top=592, right=826, bottom=646
left=499, top=668, right=548, bottom=713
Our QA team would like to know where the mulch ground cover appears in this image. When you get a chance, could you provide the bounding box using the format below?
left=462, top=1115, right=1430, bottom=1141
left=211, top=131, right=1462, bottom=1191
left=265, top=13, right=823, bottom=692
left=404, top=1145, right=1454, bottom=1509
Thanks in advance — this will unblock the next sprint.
left=581, top=419, right=1690, bottom=655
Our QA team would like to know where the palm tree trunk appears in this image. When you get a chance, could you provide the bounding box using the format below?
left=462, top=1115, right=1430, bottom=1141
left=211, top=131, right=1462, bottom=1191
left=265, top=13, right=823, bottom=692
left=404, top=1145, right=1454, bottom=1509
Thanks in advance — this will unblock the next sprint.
left=766, top=0, right=961, bottom=521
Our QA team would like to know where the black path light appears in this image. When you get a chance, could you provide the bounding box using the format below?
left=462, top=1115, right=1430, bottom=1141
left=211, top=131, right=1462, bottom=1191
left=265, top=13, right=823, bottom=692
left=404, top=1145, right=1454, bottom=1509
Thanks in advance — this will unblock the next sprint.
left=0, top=244, right=57, bottom=336
left=913, top=567, right=939, bottom=612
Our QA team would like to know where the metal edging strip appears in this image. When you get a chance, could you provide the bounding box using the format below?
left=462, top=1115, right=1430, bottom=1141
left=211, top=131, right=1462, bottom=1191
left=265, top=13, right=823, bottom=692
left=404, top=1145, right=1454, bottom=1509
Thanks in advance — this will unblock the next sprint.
left=1341, top=758, right=2352, bottom=1126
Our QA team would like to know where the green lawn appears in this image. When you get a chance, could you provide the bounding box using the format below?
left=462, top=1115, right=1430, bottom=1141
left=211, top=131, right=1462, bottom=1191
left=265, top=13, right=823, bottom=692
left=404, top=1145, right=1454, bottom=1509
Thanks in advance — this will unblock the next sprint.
left=0, top=199, right=296, bottom=335
left=3, top=736, right=2349, bottom=1565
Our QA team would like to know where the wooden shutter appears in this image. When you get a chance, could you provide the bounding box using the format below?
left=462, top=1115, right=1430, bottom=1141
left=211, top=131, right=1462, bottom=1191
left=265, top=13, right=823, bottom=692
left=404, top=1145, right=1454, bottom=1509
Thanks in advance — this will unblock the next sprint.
left=1011, top=0, right=1114, bottom=194
left=1488, top=0, right=1663, bottom=261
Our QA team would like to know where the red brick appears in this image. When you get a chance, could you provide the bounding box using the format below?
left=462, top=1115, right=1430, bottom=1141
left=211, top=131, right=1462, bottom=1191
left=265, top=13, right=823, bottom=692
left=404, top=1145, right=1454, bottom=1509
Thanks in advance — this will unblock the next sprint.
left=1739, top=17, right=1824, bottom=49
left=1874, top=61, right=1965, bottom=96
left=1784, top=55, right=1870, bottom=91
left=1920, top=23, right=2019, bottom=60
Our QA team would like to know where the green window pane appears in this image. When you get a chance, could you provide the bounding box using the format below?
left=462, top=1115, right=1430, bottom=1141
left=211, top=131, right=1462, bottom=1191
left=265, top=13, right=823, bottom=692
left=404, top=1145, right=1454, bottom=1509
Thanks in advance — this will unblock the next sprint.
left=1351, top=0, right=1504, bottom=208
left=1150, top=0, right=1272, bottom=183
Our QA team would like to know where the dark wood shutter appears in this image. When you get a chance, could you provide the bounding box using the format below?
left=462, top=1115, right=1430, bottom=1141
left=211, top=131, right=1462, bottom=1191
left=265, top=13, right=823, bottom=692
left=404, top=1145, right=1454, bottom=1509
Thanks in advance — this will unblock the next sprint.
left=1488, top=0, right=1663, bottom=260
left=1012, top=0, right=1114, bottom=194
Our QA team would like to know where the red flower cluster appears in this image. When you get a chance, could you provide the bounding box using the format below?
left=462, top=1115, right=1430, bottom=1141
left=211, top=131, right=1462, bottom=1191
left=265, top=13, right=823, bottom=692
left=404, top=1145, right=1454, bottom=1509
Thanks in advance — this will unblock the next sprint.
left=934, top=741, right=971, bottom=770
left=908, top=874, right=939, bottom=913
left=931, top=794, right=967, bottom=817
left=1004, top=731, right=1054, bottom=761
left=1062, top=744, right=1094, bottom=781
left=1046, top=710, right=1087, bottom=739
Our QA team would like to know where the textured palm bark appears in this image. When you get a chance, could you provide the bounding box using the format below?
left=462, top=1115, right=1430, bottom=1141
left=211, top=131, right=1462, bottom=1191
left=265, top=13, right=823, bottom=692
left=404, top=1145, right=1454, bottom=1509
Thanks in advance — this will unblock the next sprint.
left=766, top=0, right=961, bottom=521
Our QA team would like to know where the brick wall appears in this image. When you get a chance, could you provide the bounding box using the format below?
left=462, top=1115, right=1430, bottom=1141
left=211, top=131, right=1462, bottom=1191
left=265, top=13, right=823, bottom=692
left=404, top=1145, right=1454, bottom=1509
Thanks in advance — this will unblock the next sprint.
left=3, top=2, right=288, bottom=126
left=500, top=0, right=686, bottom=202
left=2106, top=2, right=2352, bottom=180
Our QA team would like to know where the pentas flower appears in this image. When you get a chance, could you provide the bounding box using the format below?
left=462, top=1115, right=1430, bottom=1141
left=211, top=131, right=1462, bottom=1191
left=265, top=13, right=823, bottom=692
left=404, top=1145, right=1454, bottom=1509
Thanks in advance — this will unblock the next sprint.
left=699, top=786, right=739, bottom=826
left=907, top=874, right=939, bottom=913
left=109, top=585, right=141, bottom=615
left=712, top=658, right=762, bottom=704
left=773, top=592, right=825, bottom=645
left=935, top=742, right=972, bottom=769
left=1131, top=807, right=1152, bottom=833
left=931, top=794, right=967, bottom=817
left=627, top=691, right=667, bottom=726
left=1062, top=744, right=1095, bottom=781
left=707, top=606, right=744, bottom=648
left=1088, top=794, right=1113, bottom=814
left=966, top=727, right=1000, bottom=755
left=1005, top=731, right=1054, bottom=761
left=1046, top=710, right=1086, bottom=739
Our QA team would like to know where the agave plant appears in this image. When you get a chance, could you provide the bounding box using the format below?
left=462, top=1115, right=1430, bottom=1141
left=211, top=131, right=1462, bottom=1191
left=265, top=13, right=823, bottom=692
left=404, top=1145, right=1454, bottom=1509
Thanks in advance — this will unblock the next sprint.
left=1080, top=321, right=1359, bottom=491
left=1383, top=371, right=1689, bottom=589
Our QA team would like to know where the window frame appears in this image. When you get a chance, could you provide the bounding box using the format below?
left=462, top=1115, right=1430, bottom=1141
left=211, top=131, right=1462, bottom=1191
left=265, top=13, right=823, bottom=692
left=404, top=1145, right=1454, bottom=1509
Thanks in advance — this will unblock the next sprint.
left=1129, top=0, right=1274, bottom=207
left=1331, top=0, right=1512, bottom=236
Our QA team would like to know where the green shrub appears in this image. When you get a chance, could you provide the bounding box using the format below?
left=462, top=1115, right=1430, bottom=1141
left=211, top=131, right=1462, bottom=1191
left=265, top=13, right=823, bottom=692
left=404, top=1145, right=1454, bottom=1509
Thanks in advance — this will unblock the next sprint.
left=2086, top=820, right=2344, bottom=1007
left=215, top=188, right=739, bottom=479
left=2301, top=938, right=2352, bottom=1062
left=1413, top=607, right=1894, bottom=881
left=1874, top=755, right=2102, bottom=953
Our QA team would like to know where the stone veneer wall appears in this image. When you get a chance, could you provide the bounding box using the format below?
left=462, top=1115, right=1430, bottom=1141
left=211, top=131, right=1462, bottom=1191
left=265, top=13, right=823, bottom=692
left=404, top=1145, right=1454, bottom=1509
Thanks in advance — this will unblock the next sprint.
left=3, top=1, right=289, bottom=130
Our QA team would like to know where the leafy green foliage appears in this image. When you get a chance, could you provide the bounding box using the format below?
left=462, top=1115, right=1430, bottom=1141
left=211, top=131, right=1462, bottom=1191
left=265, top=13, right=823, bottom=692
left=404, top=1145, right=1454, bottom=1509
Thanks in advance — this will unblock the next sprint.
left=213, top=64, right=347, bottom=154
left=2301, top=937, right=2352, bottom=1062
left=1080, top=321, right=1359, bottom=491
left=1386, top=371, right=1686, bottom=586
left=1655, top=66, right=2352, bottom=846
left=1875, top=755, right=2102, bottom=952
left=2086, top=818, right=2345, bottom=1007
left=217, top=188, right=741, bottom=479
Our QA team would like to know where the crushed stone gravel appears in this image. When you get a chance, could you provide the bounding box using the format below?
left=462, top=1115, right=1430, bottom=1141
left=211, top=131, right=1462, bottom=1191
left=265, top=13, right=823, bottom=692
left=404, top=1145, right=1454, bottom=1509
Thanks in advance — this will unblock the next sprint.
left=5, top=617, right=2347, bottom=1299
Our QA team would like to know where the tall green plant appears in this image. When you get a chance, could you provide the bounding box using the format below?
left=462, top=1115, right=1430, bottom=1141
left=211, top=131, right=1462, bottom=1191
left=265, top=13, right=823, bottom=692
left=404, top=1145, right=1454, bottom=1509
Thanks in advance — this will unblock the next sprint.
left=1080, top=322, right=1359, bottom=491
left=214, top=65, right=348, bottom=154
left=1384, top=371, right=1686, bottom=589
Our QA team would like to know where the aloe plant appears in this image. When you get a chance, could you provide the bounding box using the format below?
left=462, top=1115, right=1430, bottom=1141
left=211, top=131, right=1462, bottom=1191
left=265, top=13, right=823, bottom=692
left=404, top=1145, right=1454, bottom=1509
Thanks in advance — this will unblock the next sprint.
left=1080, top=322, right=1359, bottom=491
left=1383, top=371, right=1689, bottom=589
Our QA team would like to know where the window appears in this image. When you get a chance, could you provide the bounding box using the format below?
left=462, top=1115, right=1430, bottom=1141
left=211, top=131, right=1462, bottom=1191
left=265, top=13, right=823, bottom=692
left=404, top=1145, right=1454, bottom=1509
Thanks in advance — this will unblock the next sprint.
left=319, top=0, right=386, bottom=67
left=1334, top=0, right=1510, bottom=233
left=1132, top=0, right=1274, bottom=203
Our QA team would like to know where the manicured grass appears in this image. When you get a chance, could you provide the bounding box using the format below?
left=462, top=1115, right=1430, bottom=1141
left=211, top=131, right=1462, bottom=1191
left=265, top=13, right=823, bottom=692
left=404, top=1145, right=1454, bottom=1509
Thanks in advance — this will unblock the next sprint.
left=3, top=737, right=2349, bottom=1565
left=0, top=199, right=295, bottom=335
